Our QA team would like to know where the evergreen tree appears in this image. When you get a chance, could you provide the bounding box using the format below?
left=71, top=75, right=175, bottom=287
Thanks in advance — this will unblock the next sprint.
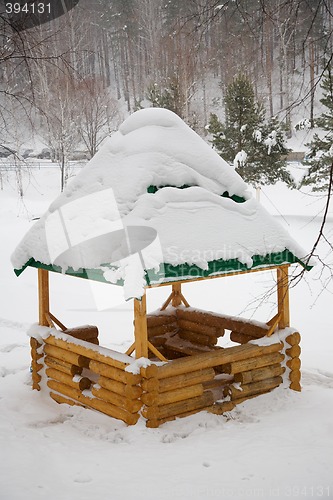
left=302, top=67, right=333, bottom=192
left=208, top=75, right=292, bottom=187
left=146, top=77, right=184, bottom=118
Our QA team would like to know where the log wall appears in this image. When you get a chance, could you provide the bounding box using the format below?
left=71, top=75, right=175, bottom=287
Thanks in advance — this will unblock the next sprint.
left=145, top=308, right=271, bottom=360
left=64, top=325, right=99, bottom=345
left=38, top=334, right=142, bottom=425
left=285, top=332, right=301, bottom=391
left=146, top=312, right=177, bottom=359
left=30, top=337, right=43, bottom=391
left=141, top=341, right=285, bottom=427
left=30, top=311, right=299, bottom=427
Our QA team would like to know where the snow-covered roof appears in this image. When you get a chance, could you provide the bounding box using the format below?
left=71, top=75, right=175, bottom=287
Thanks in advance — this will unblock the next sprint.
left=12, top=108, right=311, bottom=299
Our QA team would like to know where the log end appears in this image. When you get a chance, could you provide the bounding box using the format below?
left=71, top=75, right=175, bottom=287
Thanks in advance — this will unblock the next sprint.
left=141, top=364, right=159, bottom=379
left=285, top=332, right=301, bottom=346
left=285, top=345, right=301, bottom=358
left=289, top=369, right=301, bottom=384
left=289, top=381, right=302, bottom=392
left=208, top=401, right=235, bottom=415
left=145, top=419, right=161, bottom=428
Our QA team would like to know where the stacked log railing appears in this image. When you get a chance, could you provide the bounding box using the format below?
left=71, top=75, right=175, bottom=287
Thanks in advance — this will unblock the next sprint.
left=40, top=333, right=142, bottom=425
left=176, top=308, right=269, bottom=340
left=146, top=308, right=272, bottom=359
left=141, top=341, right=285, bottom=428
left=224, top=344, right=286, bottom=404
left=285, top=332, right=301, bottom=391
left=30, top=308, right=300, bottom=427
left=147, top=309, right=227, bottom=359
left=32, top=267, right=301, bottom=426
left=141, top=365, right=217, bottom=428
left=30, top=338, right=43, bottom=391
left=146, top=313, right=177, bottom=359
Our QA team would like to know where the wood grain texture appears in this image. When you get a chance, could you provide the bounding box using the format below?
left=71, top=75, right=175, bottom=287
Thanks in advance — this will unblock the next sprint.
left=47, top=380, right=140, bottom=425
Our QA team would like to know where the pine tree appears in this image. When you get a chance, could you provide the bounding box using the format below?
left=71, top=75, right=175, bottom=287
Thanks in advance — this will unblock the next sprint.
left=146, top=76, right=184, bottom=118
left=208, top=74, right=292, bottom=187
left=302, top=66, right=333, bottom=192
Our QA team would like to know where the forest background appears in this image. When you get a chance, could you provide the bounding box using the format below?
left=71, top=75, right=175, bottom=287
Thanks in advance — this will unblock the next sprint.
left=1, top=0, right=332, bottom=181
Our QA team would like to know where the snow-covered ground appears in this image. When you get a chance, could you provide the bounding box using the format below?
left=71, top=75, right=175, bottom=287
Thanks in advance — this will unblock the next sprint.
left=1, top=167, right=332, bottom=500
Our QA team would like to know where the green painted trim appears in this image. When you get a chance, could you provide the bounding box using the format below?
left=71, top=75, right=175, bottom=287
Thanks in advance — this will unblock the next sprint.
left=147, top=184, right=192, bottom=193
left=147, top=184, right=246, bottom=203
left=13, top=249, right=311, bottom=287
left=145, top=249, right=312, bottom=285
left=221, top=191, right=245, bottom=203
left=14, top=258, right=125, bottom=285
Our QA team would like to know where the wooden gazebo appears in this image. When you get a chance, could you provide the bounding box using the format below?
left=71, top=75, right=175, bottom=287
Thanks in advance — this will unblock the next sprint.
left=12, top=108, right=310, bottom=427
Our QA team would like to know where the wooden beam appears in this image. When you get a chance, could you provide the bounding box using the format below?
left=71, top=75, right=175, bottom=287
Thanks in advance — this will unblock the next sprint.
left=44, top=335, right=127, bottom=370
left=266, top=313, right=282, bottom=337
left=147, top=341, right=168, bottom=362
left=134, top=293, right=148, bottom=358
left=147, top=314, right=176, bottom=327
left=160, top=284, right=190, bottom=311
left=38, top=269, right=49, bottom=326
left=143, top=342, right=283, bottom=380
left=180, top=293, right=190, bottom=307
left=47, top=380, right=140, bottom=425
left=48, top=312, right=67, bottom=331
left=126, top=335, right=167, bottom=361
left=277, top=265, right=290, bottom=329
left=43, top=344, right=89, bottom=367
left=125, top=343, right=136, bottom=356
left=45, top=312, right=55, bottom=329
left=146, top=265, right=285, bottom=289
left=89, top=360, right=141, bottom=385
left=44, top=356, right=83, bottom=376
left=171, top=283, right=182, bottom=307
left=160, top=291, right=173, bottom=311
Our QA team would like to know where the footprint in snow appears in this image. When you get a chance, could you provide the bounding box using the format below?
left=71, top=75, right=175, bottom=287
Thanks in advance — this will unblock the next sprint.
left=0, top=366, right=26, bottom=377
left=161, top=432, right=190, bottom=443
left=27, top=415, right=71, bottom=428
left=318, top=369, right=333, bottom=380
left=74, top=475, right=92, bottom=484
left=109, top=433, right=126, bottom=444
left=302, top=371, right=333, bottom=389
left=0, top=317, right=28, bottom=331
left=0, top=343, right=25, bottom=353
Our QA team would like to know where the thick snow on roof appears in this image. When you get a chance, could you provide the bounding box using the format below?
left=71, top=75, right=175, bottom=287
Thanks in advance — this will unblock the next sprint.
left=51, top=107, right=249, bottom=216
left=12, top=108, right=310, bottom=299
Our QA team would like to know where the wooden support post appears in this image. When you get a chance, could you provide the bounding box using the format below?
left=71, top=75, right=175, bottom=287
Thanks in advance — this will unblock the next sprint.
left=134, top=293, right=148, bottom=359
left=277, top=265, right=290, bottom=329
left=171, top=283, right=182, bottom=307
left=38, top=269, right=49, bottom=326
left=161, top=283, right=190, bottom=311
left=32, top=269, right=49, bottom=390
left=172, top=283, right=190, bottom=308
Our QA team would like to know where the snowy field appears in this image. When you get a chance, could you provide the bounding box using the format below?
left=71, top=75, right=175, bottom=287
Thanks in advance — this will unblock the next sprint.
left=0, top=166, right=332, bottom=500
